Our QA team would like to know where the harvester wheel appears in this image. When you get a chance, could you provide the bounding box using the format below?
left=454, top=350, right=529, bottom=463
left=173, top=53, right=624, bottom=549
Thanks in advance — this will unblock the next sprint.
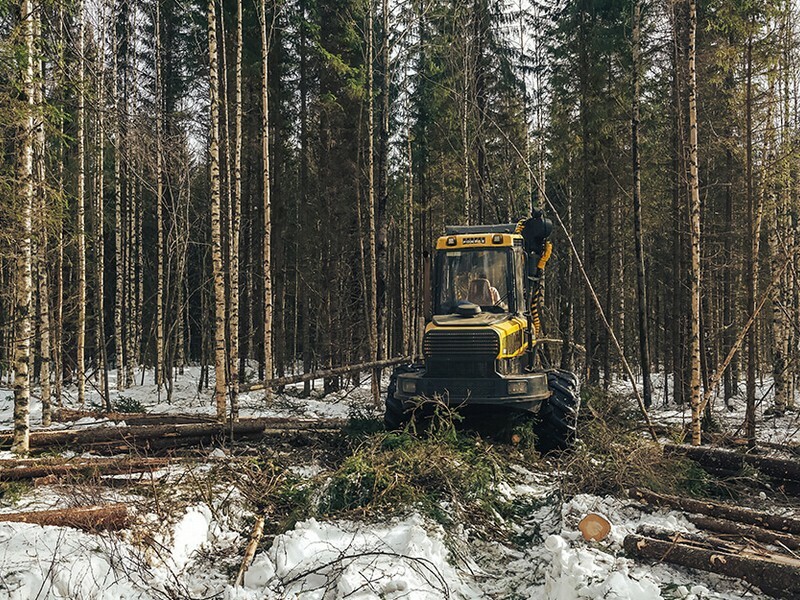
left=535, top=369, right=580, bottom=452
left=384, top=364, right=421, bottom=430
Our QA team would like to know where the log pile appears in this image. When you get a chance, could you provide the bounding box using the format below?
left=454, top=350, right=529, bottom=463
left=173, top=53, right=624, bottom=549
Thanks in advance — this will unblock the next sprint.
left=627, top=488, right=800, bottom=598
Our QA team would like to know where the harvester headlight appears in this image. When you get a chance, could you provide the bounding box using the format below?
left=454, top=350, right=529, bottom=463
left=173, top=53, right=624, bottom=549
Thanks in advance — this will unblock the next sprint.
left=400, top=379, right=417, bottom=394
left=492, top=234, right=503, bottom=244
left=446, top=236, right=457, bottom=246
left=508, top=380, right=527, bottom=395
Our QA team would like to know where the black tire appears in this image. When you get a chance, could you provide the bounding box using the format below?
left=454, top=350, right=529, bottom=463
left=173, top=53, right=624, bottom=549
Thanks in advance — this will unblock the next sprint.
left=535, top=369, right=580, bottom=452
left=384, top=364, right=422, bottom=430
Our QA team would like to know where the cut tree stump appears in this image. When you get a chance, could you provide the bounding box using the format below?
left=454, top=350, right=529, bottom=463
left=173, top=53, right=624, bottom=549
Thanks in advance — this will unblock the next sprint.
left=630, top=488, right=800, bottom=535
left=0, top=504, right=129, bottom=532
left=664, top=443, right=800, bottom=482
left=624, top=533, right=800, bottom=599
left=0, top=457, right=170, bottom=481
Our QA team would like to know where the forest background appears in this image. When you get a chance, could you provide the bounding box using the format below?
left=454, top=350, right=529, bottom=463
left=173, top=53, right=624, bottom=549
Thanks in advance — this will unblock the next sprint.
left=1, top=0, right=796, bottom=452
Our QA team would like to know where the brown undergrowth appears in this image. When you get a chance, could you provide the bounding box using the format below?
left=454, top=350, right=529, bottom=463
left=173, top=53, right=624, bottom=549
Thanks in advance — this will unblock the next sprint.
left=556, top=386, right=712, bottom=498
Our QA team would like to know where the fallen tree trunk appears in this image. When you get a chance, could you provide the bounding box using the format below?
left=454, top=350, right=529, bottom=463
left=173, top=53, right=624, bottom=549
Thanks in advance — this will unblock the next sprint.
left=665, top=443, right=800, bottom=482
left=726, top=438, right=800, bottom=456
left=689, top=515, right=800, bottom=551
left=0, top=457, right=169, bottom=481
left=630, top=488, right=800, bottom=535
left=624, top=533, right=800, bottom=599
left=242, top=356, right=415, bottom=391
left=0, top=417, right=347, bottom=451
left=0, top=504, right=129, bottom=532
left=53, top=408, right=218, bottom=426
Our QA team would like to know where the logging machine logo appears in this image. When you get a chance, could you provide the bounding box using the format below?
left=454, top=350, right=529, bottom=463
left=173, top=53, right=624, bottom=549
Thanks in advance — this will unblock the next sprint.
left=462, top=237, right=485, bottom=245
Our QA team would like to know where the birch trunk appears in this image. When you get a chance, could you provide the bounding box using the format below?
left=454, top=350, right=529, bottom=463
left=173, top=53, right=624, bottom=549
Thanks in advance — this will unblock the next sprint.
left=687, top=0, right=702, bottom=446
left=208, top=0, right=228, bottom=420
left=229, top=0, right=243, bottom=419
left=261, top=0, right=273, bottom=401
left=13, top=0, right=35, bottom=454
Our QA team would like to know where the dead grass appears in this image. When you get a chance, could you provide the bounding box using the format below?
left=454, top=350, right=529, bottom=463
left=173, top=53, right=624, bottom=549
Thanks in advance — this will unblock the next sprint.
left=556, top=387, right=712, bottom=497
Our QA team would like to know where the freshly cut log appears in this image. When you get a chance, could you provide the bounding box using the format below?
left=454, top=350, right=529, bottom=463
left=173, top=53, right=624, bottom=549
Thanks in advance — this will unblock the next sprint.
left=0, top=457, right=169, bottom=481
left=630, top=488, right=800, bottom=535
left=0, top=417, right=347, bottom=451
left=578, top=513, right=611, bottom=541
left=664, top=443, right=800, bottom=482
left=689, top=515, right=800, bottom=551
left=0, top=504, right=129, bottom=532
left=624, top=533, right=800, bottom=599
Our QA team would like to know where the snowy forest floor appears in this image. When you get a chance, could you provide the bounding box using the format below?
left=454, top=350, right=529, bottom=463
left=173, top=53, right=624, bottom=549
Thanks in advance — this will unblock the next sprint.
left=0, top=367, right=797, bottom=599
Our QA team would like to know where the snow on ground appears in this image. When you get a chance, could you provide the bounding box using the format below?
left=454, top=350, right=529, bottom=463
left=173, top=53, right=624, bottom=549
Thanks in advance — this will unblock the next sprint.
left=0, top=491, right=765, bottom=599
left=611, top=372, right=800, bottom=446
left=0, top=365, right=379, bottom=432
left=0, top=368, right=793, bottom=598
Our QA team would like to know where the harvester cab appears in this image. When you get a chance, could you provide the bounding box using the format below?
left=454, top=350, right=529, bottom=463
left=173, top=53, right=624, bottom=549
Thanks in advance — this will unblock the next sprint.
left=385, top=211, right=580, bottom=451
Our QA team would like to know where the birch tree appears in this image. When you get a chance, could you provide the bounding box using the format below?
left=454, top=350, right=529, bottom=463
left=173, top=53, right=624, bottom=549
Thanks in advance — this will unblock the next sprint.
left=208, top=0, right=227, bottom=420
left=261, top=0, right=273, bottom=400
left=12, top=0, right=36, bottom=454
left=687, top=0, right=702, bottom=446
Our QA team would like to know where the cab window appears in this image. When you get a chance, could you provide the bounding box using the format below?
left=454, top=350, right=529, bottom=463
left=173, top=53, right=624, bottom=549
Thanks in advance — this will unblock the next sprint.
left=436, top=249, right=512, bottom=314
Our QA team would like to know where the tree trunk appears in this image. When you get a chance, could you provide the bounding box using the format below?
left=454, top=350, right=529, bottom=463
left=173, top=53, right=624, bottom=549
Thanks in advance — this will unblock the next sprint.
left=12, top=0, right=36, bottom=454
left=95, top=5, right=110, bottom=409
left=229, top=0, right=244, bottom=419
left=632, top=0, right=652, bottom=408
left=744, top=33, right=762, bottom=446
left=77, top=0, right=87, bottom=407
left=261, top=0, right=273, bottom=401
left=0, top=505, right=129, bottom=533
left=366, top=0, right=379, bottom=404
left=113, top=0, right=125, bottom=392
left=155, top=1, right=164, bottom=395
left=686, top=0, right=702, bottom=446
left=33, top=3, right=50, bottom=427
left=208, top=0, right=228, bottom=421
left=631, top=487, right=800, bottom=534
left=624, top=533, right=800, bottom=599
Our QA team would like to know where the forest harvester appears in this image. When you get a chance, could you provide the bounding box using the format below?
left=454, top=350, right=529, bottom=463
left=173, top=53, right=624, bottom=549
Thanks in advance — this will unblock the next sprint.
left=385, top=211, right=580, bottom=450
